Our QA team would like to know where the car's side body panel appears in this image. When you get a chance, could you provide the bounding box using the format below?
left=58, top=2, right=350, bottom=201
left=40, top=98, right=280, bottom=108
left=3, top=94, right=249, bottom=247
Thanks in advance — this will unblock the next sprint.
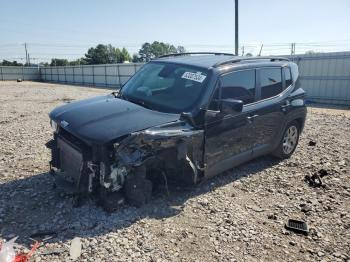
left=204, top=109, right=255, bottom=178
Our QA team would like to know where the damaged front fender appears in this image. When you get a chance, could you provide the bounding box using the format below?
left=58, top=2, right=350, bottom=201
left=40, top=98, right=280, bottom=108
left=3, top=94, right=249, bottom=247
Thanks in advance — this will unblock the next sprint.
left=101, top=121, right=205, bottom=192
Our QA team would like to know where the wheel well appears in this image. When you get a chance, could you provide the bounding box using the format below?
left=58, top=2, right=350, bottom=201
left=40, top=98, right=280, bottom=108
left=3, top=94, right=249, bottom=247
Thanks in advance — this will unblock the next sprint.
left=294, top=117, right=304, bottom=131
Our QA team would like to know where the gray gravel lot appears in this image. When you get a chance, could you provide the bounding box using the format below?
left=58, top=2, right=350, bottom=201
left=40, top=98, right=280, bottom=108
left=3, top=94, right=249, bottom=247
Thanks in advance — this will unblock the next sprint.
left=0, top=81, right=349, bottom=262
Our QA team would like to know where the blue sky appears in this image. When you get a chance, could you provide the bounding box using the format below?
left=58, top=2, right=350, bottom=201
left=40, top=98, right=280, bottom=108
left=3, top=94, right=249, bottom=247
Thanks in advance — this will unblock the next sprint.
left=1, top=0, right=350, bottom=62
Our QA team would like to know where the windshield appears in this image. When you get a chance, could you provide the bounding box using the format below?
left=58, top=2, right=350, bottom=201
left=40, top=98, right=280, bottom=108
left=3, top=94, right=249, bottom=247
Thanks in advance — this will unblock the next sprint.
left=121, top=62, right=209, bottom=113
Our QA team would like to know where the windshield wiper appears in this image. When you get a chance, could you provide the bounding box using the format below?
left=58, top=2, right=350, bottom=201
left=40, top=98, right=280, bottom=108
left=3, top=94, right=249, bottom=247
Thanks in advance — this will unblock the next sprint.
left=128, top=97, right=153, bottom=110
left=113, top=91, right=153, bottom=110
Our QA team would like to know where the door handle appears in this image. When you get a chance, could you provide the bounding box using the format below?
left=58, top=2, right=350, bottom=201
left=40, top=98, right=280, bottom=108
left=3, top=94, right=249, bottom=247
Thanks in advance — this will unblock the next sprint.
left=247, top=114, right=258, bottom=122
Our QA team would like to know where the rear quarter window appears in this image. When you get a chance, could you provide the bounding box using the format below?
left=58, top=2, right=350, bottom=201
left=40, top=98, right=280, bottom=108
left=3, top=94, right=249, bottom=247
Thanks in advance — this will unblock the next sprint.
left=260, top=68, right=283, bottom=99
left=283, top=67, right=293, bottom=87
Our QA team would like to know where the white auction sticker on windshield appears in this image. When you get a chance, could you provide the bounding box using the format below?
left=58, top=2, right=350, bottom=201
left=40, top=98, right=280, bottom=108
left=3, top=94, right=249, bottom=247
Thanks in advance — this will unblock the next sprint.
left=181, top=71, right=206, bottom=83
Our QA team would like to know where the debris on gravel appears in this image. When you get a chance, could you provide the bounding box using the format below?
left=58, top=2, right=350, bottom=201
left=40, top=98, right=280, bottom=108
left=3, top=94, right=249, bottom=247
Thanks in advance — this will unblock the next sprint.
left=70, top=237, right=82, bottom=260
left=308, top=140, right=317, bottom=146
left=0, top=81, right=349, bottom=261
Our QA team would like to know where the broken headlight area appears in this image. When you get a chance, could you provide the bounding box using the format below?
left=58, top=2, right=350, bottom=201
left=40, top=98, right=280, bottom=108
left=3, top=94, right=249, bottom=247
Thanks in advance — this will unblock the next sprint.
left=50, top=119, right=58, bottom=133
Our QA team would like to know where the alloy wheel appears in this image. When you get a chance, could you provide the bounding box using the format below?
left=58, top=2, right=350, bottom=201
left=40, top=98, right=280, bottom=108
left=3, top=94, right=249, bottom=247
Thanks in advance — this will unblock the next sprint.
left=282, top=125, right=298, bottom=155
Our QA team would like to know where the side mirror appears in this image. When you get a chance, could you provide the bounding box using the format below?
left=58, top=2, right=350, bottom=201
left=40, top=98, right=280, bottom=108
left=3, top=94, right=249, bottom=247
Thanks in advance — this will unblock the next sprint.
left=180, top=112, right=196, bottom=126
left=220, top=99, right=243, bottom=114
left=180, top=109, right=206, bottom=127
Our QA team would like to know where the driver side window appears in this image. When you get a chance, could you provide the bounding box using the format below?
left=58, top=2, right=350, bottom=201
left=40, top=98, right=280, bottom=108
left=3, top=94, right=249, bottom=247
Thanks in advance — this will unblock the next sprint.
left=221, top=69, right=256, bottom=104
left=208, top=69, right=256, bottom=110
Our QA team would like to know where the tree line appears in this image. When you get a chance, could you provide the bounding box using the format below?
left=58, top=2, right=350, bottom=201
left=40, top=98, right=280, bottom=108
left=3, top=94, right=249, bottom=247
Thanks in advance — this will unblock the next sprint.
left=0, top=41, right=186, bottom=67
left=1, top=43, right=324, bottom=67
left=0, top=60, right=24, bottom=66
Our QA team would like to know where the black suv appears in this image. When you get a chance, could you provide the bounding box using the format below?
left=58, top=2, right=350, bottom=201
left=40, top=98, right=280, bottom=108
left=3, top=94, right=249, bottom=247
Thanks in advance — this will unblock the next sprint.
left=47, top=53, right=307, bottom=209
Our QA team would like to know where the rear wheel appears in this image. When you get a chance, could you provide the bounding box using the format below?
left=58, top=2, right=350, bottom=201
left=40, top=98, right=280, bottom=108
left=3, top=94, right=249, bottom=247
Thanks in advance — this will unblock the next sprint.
left=273, top=121, right=300, bottom=159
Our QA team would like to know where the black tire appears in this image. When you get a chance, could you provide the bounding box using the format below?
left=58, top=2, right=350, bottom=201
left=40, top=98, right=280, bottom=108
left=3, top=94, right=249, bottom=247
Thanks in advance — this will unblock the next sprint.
left=124, top=176, right=153, bottom=207
left=272, top=120, right=300, bottom=159
left=99, top=189, right=125, bottom=212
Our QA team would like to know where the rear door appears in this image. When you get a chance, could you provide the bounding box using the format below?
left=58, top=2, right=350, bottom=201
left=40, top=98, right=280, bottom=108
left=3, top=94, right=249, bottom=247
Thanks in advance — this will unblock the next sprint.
left=251, top=66, right=291, bottom=156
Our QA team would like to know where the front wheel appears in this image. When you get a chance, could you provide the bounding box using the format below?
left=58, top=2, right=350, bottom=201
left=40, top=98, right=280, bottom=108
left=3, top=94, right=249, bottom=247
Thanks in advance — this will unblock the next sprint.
left=273, top=121, right=300, bottom=159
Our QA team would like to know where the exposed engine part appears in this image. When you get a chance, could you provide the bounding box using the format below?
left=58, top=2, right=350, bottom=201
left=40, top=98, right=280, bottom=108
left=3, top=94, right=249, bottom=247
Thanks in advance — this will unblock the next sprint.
left=87, top=161, right=97, bottom=193
left=186, top=155, right=198, bottom=184
left=99, top=162, right=110, bottom=189
left=109, top=164, right=128, bottom=191
left=161, top=171, right=170, bottom=196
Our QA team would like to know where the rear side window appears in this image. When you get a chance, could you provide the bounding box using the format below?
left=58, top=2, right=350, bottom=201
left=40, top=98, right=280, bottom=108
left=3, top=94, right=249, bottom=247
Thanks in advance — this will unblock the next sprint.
left=260, top=68, right=283, bottom=99
left=220, top=69, right=256, bottom=104
left=283, top=67, right=292, bottom=87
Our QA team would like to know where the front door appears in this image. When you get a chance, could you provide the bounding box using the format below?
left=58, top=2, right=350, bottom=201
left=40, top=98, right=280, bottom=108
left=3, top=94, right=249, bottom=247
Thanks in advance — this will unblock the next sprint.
left=204, top=69, right=257, bottom=178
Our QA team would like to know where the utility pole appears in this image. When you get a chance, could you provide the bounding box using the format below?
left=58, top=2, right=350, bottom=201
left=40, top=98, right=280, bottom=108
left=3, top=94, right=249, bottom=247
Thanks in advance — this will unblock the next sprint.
left=290, top=43, right=295, bottom=55
left=235, top=0, right=239, bottom=55
left=258, top=44, right=263, bottom=56
left=24, top=43, right=28, bottom=66
left=241, top=46, right=245, bottom=56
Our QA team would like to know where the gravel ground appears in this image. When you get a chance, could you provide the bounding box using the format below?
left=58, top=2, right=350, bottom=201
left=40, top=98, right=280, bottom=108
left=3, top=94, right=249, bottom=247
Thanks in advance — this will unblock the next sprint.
left=0, top=81, right=349, bottom=262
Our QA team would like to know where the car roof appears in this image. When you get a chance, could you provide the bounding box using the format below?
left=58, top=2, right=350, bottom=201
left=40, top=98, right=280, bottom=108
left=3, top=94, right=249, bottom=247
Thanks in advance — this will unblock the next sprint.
left=152, top=54, right=290, bottom=69
left=153, top=54, right=235, bottom=68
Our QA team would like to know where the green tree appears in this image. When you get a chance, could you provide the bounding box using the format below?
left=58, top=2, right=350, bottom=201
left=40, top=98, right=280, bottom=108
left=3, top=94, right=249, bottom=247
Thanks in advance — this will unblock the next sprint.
left=1, top=60, right=23, bottom=66
left=139, top=42, right=153, bottom=62
left=84, top=44, right=110, bottom=64
left=115, top=48, right=122, bottom=63
left=150, top=41, right=177, bottom=57
left=69, top=58, right=87, bottom=66
left=50, top=58, right=69, bottom=66
left=177, top=46, right=186, bottom=53
left=305, top=50, right=321, bottom=55
left=83, top=44, right=131, bottom=64
left=132, top=54, right=140, bottom=62
left=138, top=41, right=186, bottom=62
left=120, top=47, right=131, bottom=62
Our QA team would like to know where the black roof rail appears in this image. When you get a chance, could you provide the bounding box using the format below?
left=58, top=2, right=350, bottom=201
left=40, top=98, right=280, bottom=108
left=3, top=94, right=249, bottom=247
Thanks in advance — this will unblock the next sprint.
left=213, top=56, right=289, bottom=68
left=157, top=52, right=235, bottom=58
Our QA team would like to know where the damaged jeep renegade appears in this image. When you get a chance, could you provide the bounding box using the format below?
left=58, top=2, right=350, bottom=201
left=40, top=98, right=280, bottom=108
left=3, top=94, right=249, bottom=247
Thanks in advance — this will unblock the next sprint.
left=47, top=53, right=307, bottom=209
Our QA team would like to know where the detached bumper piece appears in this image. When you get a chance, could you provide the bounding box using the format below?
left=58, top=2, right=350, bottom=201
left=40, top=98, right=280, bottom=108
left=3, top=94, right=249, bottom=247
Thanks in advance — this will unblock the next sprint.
left=285, top=219, right=309, bottom=235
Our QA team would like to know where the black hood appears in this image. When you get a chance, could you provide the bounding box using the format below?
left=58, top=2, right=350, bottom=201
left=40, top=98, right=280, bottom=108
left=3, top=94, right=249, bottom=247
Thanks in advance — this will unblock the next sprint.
left=49, top=94, right=180, bottom=145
